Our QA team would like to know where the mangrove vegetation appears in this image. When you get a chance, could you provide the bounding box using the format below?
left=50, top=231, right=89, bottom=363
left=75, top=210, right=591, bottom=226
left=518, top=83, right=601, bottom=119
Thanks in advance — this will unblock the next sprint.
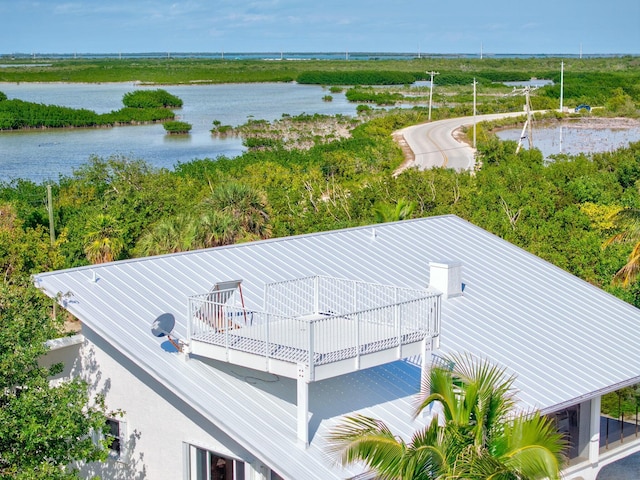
left=0, top=88, right=179, bottom=130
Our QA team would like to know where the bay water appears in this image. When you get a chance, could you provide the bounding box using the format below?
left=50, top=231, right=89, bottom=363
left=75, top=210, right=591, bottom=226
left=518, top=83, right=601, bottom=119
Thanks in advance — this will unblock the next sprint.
left=496, top=121, right=640, bottom=159
left=3, top=82, right=640, bottom=183
left=0, top=82, right=356, bottom=182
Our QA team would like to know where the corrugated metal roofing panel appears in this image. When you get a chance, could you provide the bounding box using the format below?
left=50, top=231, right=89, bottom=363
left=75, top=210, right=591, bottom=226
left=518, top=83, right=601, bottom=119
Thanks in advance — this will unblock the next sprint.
left=34, top=215, right=640, bottom=479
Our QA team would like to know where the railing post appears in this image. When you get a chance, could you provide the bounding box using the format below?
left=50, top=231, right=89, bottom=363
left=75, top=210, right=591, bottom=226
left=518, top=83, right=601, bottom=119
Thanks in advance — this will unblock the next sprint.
left=434, top=296, right=441, bottom=349
left=308, top=318, right=315, bottom=381
left=186, top=297, right=192, bottom=342
left=313, top=276, right=319, bottom=314
left=265, top=313, right=270, bottom=369
left=355, top=312, right=361, bottom=370
left=224, top=306, right=229, bottom=361
left=352, top=280, right=357, bottom=314
left=395, top=289, right=401, bottom=356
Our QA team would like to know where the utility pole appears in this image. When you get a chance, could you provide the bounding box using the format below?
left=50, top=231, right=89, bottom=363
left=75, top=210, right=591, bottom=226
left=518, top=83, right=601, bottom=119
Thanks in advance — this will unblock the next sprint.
left=472, top=78, right=478, bottom=149
left=559, top=61, right=564, bottom=113
left=46, top=184, right=56, bottom=245
left=427, top=70, right=439, bottom=121
left=515, top=86, right=534, bottom=154
left=46, top=184, right=57, bottom=319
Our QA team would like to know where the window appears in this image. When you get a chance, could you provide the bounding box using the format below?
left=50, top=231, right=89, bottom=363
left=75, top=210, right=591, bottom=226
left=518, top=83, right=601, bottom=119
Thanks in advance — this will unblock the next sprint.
left=189, top=445, right=245, bottom=480
left=95, top=418, right=126, bottom=459
left=105, top=418, right=122, bottom=455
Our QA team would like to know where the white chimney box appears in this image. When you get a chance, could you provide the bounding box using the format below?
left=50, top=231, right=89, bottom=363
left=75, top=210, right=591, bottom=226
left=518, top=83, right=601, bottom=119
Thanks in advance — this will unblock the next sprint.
left=429, top=261, right=463, bottom=299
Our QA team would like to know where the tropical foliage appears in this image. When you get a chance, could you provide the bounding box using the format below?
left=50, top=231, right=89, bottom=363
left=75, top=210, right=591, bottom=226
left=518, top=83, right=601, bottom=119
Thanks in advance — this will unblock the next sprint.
left=0, top=283, right=113, bottom=480
left=163, top=120, right=192, bottom=134
left=346, top=87, right=405, bottom=105
left=328, top=353, right=567, bottom=479
left=83, top=213, right=125, bottom=264
left=0, top=204, right=111, bottom=478
left=122, top=89, right=183, bottom=108
left=374, top=199, right=416, bottom=223
left=0, top=57, right=637, bottom=97
left=297, top=70, right=419, bottom=85
left=603, top=207, right=640, bottom=286
left=0, top=91, right=177, bottom=130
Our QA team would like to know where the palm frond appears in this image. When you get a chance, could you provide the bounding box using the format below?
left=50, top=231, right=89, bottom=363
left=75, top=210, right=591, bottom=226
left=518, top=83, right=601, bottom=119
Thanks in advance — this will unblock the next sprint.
left=613, top=241, right=640, bottom=286
left=327, top=414, right=406, bottom=477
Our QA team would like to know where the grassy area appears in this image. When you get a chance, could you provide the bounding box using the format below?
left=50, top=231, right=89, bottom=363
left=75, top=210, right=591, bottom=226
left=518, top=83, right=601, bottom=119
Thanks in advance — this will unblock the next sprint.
left=0, top=56, right=638, bottom=84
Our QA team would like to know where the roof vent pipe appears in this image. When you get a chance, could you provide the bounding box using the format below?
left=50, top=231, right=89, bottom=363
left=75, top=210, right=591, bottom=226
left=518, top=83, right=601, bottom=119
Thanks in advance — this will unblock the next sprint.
left=429, top=261, right=463, bottom=299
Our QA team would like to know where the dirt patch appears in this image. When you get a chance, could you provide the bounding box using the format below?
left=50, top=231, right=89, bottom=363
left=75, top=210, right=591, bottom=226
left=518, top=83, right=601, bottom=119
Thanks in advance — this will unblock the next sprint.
left=214, top=115, right=363, bottom=151
left=392, top=131, right=416, bottom=177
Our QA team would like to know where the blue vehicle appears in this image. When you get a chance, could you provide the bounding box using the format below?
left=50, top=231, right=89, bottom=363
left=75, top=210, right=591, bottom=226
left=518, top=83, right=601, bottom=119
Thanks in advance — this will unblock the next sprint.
left=575, top=104, right=591, bottom=113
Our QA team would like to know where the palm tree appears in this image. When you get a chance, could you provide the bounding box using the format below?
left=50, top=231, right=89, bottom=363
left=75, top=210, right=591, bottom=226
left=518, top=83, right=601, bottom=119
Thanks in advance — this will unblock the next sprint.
left=203, top=182, right=271, bottom=240
left=135, top=214, right=193, bottom=256
left=188, top=210, right=240, bottom=249
left=603, top=208, right=640, bottom=286
left=373, top=199, right=416, bottom=223
left=83, top=214, right=124, bottom=264
left=328, top=353, right=566, bottom=480
left=135, top=211, right=242, bottom=257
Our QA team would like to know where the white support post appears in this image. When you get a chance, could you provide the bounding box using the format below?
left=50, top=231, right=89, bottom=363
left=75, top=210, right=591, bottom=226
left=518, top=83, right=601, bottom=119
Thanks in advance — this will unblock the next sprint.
left=419, top=336, right=434, bottom=418
left=421, top=337, right=433, bottom=390
left=589, top=396, right=601, bottom=465
left=297, top=364, right=309, bottom=447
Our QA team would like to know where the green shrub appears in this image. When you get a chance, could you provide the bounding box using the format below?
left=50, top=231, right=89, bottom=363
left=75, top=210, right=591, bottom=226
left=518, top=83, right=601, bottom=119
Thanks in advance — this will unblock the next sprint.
left=297, top=71, right=418, bottom=85
left=345, top=87, right=403, bottom=105
left=211, top=124, right=233, bottom=135
left=122, top=89, right=183, bottom=108
left=163, top=120, right=192, bottom=134
left=104, top=107, right=175, bottom=124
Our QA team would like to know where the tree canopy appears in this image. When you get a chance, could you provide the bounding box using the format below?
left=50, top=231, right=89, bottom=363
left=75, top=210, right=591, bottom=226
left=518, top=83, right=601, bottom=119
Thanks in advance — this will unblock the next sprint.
left=0, top=280, right=111, bottom=479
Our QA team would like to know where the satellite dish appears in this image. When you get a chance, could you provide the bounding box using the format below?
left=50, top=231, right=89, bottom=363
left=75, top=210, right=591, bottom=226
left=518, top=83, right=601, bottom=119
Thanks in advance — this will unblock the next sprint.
left=151, top=313, right=181, bottom=352
left=151, top=313, right=175, bottom=337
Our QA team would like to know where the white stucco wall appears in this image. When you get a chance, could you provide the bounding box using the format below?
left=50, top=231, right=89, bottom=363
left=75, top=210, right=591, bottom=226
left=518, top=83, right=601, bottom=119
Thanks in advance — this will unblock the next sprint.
left=71, top=326, right=270, bottom=480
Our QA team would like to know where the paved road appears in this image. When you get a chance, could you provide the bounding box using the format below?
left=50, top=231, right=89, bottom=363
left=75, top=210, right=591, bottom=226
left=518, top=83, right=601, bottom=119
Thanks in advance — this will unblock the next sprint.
left=397, top=112, right=527, bottom=172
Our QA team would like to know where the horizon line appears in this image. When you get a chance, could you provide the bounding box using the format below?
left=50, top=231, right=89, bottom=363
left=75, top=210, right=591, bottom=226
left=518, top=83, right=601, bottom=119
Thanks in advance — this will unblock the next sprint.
left=2, top=51, right=638, bottom=57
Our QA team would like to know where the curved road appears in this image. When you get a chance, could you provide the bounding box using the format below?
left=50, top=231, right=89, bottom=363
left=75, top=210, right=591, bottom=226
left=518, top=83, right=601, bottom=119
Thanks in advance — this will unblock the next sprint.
left=397, top=112, right=528, bottom=172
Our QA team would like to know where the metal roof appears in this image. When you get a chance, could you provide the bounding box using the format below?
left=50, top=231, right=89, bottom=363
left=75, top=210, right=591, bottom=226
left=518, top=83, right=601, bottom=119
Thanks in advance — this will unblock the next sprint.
left=33, top=215, right=640, bottom=479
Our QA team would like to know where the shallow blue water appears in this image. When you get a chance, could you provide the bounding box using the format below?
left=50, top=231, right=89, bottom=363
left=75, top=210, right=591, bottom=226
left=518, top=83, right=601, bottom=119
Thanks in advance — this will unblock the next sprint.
left=0, top=82, right=357, bottom=182
left=496, top=122, right=640, bottom=159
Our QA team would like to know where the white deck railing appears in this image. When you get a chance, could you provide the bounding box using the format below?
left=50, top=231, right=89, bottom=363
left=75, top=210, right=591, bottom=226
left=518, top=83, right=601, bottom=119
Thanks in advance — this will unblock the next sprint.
left=187, top=277, right=441, bottom=370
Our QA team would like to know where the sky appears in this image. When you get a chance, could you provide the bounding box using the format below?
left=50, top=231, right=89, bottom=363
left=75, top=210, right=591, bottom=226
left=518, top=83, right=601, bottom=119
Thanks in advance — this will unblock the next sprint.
left=2, top=0, right=639, bottom=55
